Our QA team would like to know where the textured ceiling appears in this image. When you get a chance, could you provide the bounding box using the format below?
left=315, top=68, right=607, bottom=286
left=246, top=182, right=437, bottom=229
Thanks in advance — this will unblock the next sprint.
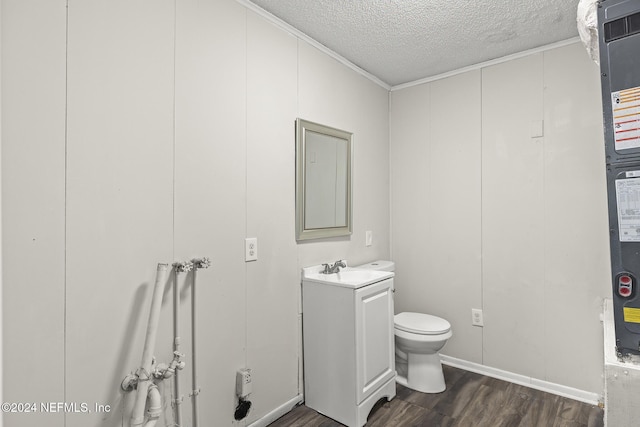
left=247, top=0, right=581, bottom=87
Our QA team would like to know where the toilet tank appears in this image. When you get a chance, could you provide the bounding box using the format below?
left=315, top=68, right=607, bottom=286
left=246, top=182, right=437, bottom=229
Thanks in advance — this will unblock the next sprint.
left=354, top=260, right=394, bottom=272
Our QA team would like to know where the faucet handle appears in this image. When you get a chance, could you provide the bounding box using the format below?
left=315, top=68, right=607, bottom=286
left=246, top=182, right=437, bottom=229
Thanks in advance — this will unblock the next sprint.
left=321, top=264, right=331, bottom=274
left=331, top=260, right=346, bottom=273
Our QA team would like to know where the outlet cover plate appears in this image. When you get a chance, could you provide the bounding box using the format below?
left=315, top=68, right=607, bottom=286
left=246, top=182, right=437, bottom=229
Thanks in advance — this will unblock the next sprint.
left=471, top=308, right=484, bottom=327
left=245, top=238, right=257, bottom=262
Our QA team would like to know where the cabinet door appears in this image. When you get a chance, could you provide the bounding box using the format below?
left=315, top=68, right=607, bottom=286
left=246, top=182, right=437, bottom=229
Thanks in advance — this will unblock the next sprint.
left=355, top=279, right=395, bottom=404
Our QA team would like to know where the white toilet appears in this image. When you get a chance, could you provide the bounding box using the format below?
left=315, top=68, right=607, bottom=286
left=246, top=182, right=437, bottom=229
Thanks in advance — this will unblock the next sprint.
left=355, top=260, right=452, bottom=394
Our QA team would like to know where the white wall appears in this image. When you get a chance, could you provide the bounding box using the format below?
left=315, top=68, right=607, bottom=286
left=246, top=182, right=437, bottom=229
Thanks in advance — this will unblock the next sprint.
left=297, top=39, right=391, bottom=268
left=1, top=1, right=390, bottom=427
left=390, top=42, right=610, bottom=395
left=3, top=1, right=610, bottom=425
left=389, top=70, right=483, bottom=363
left=1, top=1, right=67, bottom=426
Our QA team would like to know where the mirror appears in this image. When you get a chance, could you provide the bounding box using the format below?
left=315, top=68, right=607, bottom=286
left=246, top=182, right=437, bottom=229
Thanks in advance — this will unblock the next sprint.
left=296, top=118, right=352, bottom=241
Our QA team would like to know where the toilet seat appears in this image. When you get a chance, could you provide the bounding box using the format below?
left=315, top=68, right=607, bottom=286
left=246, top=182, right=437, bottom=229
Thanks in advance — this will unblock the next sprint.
left=395, top=312, right=451, bottom=335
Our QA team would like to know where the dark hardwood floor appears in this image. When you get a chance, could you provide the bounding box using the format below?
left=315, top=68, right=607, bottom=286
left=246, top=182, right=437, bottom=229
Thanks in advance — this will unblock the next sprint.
left=268, top=365, right=604, bottom=427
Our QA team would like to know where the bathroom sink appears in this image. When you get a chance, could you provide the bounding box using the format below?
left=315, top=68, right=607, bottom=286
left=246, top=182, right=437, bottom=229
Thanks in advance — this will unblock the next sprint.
left=302, top=266, right=393, bottom=289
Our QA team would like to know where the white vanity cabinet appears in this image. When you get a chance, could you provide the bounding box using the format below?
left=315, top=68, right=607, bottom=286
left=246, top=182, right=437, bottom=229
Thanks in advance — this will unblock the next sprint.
left=302, top=270, right=396, bottom=427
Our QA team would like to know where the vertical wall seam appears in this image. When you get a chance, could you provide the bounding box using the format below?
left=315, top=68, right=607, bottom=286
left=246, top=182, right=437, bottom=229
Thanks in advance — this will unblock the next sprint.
left=244, top=7, right=249, bottom=371
left=296, top=37, right=302, bottom=270
left=541, top=51, right=548, bottom=383
left=479, top=68, right=484, bottom=366
left=296, top=39, right=300, bottom=119
left=388, top=90, right=393, bottom=261
left=64, top=1, right=69, bottom=421
left=172, top=0, right=177, bottom=263
left=427, top=84, right=432, bottom=274
left=295, top=37, right=302, bottom=397
left=0, top=0, right=3, bottom=413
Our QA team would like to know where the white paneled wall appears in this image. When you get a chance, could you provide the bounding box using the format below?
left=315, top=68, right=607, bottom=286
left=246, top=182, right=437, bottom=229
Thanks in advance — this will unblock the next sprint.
left=245, top=9, right=299, bottom=421
left=390, top=43, right=609, bottom=395
left=298, top=42, right=390, bottom=268
left=3, top=2, right=610, bottom=426
left=174, top=0, right=248, bottom=424
left=541, top=45, right=609, bottom=391
left=1, top=1, right=67, bottom=426
left=2, top=0, right=391, bottom=426
left=390, top=71, right=483, bottom=364
left=390, top=83, right=432, bottom=309
left=482, top=53, right=547, bottom=380
left=65, top=2, right=176, bottom=426
left=426, top=71, right=483, bottom=363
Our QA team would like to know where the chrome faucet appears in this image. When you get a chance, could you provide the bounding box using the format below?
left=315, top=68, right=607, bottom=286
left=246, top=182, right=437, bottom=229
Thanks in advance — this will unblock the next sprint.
left=321, top=260, right=346, bottom=274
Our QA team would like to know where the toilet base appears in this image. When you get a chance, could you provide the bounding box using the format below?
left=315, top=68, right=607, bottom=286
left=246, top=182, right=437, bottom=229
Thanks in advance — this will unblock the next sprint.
left=395, top=352, right=446, bottom=394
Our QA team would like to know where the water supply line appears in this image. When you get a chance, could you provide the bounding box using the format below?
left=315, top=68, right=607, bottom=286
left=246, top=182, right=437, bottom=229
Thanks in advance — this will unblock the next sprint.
left=171, top=261, right=192, bottom=427
left=130, top=263, right=169, bottom=427
left=190, top=257, right=211, bottom=427
left=143, top=385, right=162, bottom=427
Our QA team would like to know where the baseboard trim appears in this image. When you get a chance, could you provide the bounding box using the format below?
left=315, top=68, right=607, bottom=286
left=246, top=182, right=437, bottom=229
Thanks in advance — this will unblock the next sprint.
left=247, top=394, right=304, bottom=427
left=440, top=354, right=601, bottom=405
left=245, top=357, right=601, bottom=426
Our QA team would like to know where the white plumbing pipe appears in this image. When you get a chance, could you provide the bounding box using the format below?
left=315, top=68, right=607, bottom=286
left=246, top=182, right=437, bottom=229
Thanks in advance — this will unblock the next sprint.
left=172, top=263, right=190, bottom=427
left=173, top=267, right=182, bottom=427
left=143, top=384, right=162, bottom=427
left=190, top=258, right=209, bottom=427
left=191, top=266, right=199, bottom=427
left=131, top=263, right=169, bottom=427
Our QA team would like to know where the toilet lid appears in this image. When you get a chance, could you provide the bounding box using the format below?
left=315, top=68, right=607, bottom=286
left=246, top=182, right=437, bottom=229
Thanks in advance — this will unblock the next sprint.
left=394, top=312, right=451, bottom=335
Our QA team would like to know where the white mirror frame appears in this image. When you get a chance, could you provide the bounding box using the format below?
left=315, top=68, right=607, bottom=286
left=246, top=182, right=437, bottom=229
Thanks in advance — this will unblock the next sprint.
left=296, top=118, right=353, bottom=241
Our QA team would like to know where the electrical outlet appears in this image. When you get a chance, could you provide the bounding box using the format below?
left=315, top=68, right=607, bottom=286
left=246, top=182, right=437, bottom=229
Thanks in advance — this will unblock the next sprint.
left=471, top=308, right=484, bottom=327
left=245, top=238, right=257, bottom=262
left=236, top=368, right=252, bottom=398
